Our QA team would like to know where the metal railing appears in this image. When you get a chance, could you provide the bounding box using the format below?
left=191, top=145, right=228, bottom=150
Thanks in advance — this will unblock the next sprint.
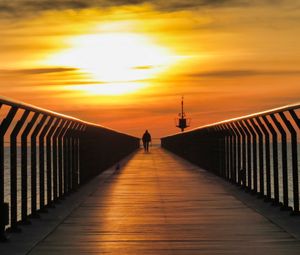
left=161, top=103, right=300, bottom=215
left=0, top=96, right=140, bottom=241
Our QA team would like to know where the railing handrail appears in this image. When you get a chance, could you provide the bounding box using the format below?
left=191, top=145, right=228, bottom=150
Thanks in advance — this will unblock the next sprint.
left=161, top=102, right=300, bottom=215
left=0, top=95, right=140, bottom=241
left=162, top=102, right=300, bottom=138
left=0, top=95, right=138, bottom=139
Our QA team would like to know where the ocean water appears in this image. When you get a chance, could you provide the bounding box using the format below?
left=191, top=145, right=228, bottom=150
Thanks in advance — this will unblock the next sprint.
left=4, top=144, right=48, bottom=226
left=241, top=142, right=300, bottom=207
left=2, top=141, right=300, bottom=228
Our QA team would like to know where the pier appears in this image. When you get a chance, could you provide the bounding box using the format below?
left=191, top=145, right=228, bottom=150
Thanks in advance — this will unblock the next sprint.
left=0, top=97, right=300, bottom=254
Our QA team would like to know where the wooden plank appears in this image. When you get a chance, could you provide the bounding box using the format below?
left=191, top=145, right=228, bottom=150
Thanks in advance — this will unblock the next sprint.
left=29, top=148, right=300, bottom=255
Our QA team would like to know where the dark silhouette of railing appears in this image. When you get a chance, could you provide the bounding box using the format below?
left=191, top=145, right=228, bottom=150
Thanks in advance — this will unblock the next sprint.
left=0, top=96, right=139, bottom=241
left=161, top=103, right=300, bottom=215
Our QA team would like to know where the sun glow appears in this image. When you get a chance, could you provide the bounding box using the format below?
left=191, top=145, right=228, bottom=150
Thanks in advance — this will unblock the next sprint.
left=67, top=82, right=148, bottom=96
left=46, top=33, right=175, bottom=95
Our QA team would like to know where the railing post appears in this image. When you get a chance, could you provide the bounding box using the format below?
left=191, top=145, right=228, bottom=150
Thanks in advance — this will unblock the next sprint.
left=46, top=118, right=60, bottom=208
left=64, top=122, right=74, bottom=195
left=218, top=125, right=226, bottom=179
left=262, top=115, right=280, bottom=206
left=220, top=124, right=230, bottom=180
left=249, top=119, right=264, bottom=197
left=224, top=124, right=234, bottom=183
left=72, top=123, right=81, bottom=190
left=244, top=119, right=258, bottom=194
left=229, top=122, right=241, bottom=185
left=226, top=124, right=232, bottom=181
left=270, top=114, right=290, bottom=210
left=199, top=131, right=205, bottom=169
left=78, top=124, right=87, bottom=184
left=279, top=112, right=299, bottom=214
left=289, top=110, right=300, bottom=129
left=69, top=122, right=79, bottom=192
left=39, top=117, right=54, bottom=212
left=255, top=117, right=271, bottom=201
left=240, top=120, right=252, bottom=191
left=21, top=112, right=39, bottom=223
left=31, top=114, right=46, bottom=218
left=229, top=124, right=236, bottom=182
left=213, top=126, right=220, bottom=176
left=0, top=106, right=18, bottom=241
left=214, top=127, right=220, bottom=174
left=234, top=122, right=246, bottom=187
left=58, top=121, right=71, bottom=198
left=52, top=119, right=64, bottom=202
left=213, top=126, right=222, bottom=176
left=69, top=123, right=78, bottom=192
left=79, top=124, right=87, bottom=184
left=209, top=128, right=215, bottom=171
left=289, top=110, right=300, bottom=214
left=67, top=123, right=75, bottom=192
left=10, top=109, right=29, bottom=232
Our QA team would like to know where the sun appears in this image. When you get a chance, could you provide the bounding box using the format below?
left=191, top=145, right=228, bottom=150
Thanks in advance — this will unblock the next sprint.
left=45, top=33, right=175, bottom=95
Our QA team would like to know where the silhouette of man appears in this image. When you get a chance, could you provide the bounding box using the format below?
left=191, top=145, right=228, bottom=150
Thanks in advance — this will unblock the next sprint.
left=142, top=130, right=151, bottom=152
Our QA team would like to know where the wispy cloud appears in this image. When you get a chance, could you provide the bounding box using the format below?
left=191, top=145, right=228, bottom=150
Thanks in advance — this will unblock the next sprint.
left=132, top=65, right=155, bottom=70
left=0, top=0, right=266, bottom=18
left=188, top=69, right=300, bottom=78
left=0, top=67, right=77, bottom=75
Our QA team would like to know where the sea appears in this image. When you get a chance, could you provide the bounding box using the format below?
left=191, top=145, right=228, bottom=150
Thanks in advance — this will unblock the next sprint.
left=4, top=143, right=48, bottom=226
left=2, top=141, right=300, bottom=228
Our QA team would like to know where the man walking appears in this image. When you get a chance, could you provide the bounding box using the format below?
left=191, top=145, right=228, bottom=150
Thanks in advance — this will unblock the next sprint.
left=142, top=130, right=151, bottom=152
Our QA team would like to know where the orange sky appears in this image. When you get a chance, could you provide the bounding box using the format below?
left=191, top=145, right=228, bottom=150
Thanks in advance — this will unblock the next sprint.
left=0, top=1, right=299, bottom=138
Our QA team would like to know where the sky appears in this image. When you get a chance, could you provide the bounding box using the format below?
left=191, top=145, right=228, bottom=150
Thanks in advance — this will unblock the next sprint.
left=0, top=0, right=299, bottom=138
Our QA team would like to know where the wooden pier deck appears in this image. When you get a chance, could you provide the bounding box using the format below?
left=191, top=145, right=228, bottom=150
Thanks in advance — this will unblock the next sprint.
left=24, top=148, right=300, bottom=254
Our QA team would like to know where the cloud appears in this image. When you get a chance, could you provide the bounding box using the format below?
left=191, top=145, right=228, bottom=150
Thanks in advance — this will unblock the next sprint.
left=188, top=69, right=300, bottom=78
left=153, top=0, right=249, bottom=12
left=0, top=0, right=253, bottom=18
left=0, top=67, right=77, bottom=75
left=132, top=65, right=155, bottom=70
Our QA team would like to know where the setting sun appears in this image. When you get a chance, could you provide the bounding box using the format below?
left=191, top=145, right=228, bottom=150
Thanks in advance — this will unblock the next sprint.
left=45, top=32, right=175, bottom=95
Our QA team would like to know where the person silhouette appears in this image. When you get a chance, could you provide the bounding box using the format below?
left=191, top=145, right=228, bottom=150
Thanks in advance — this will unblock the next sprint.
left=142, top=130, right=151, bottom=152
